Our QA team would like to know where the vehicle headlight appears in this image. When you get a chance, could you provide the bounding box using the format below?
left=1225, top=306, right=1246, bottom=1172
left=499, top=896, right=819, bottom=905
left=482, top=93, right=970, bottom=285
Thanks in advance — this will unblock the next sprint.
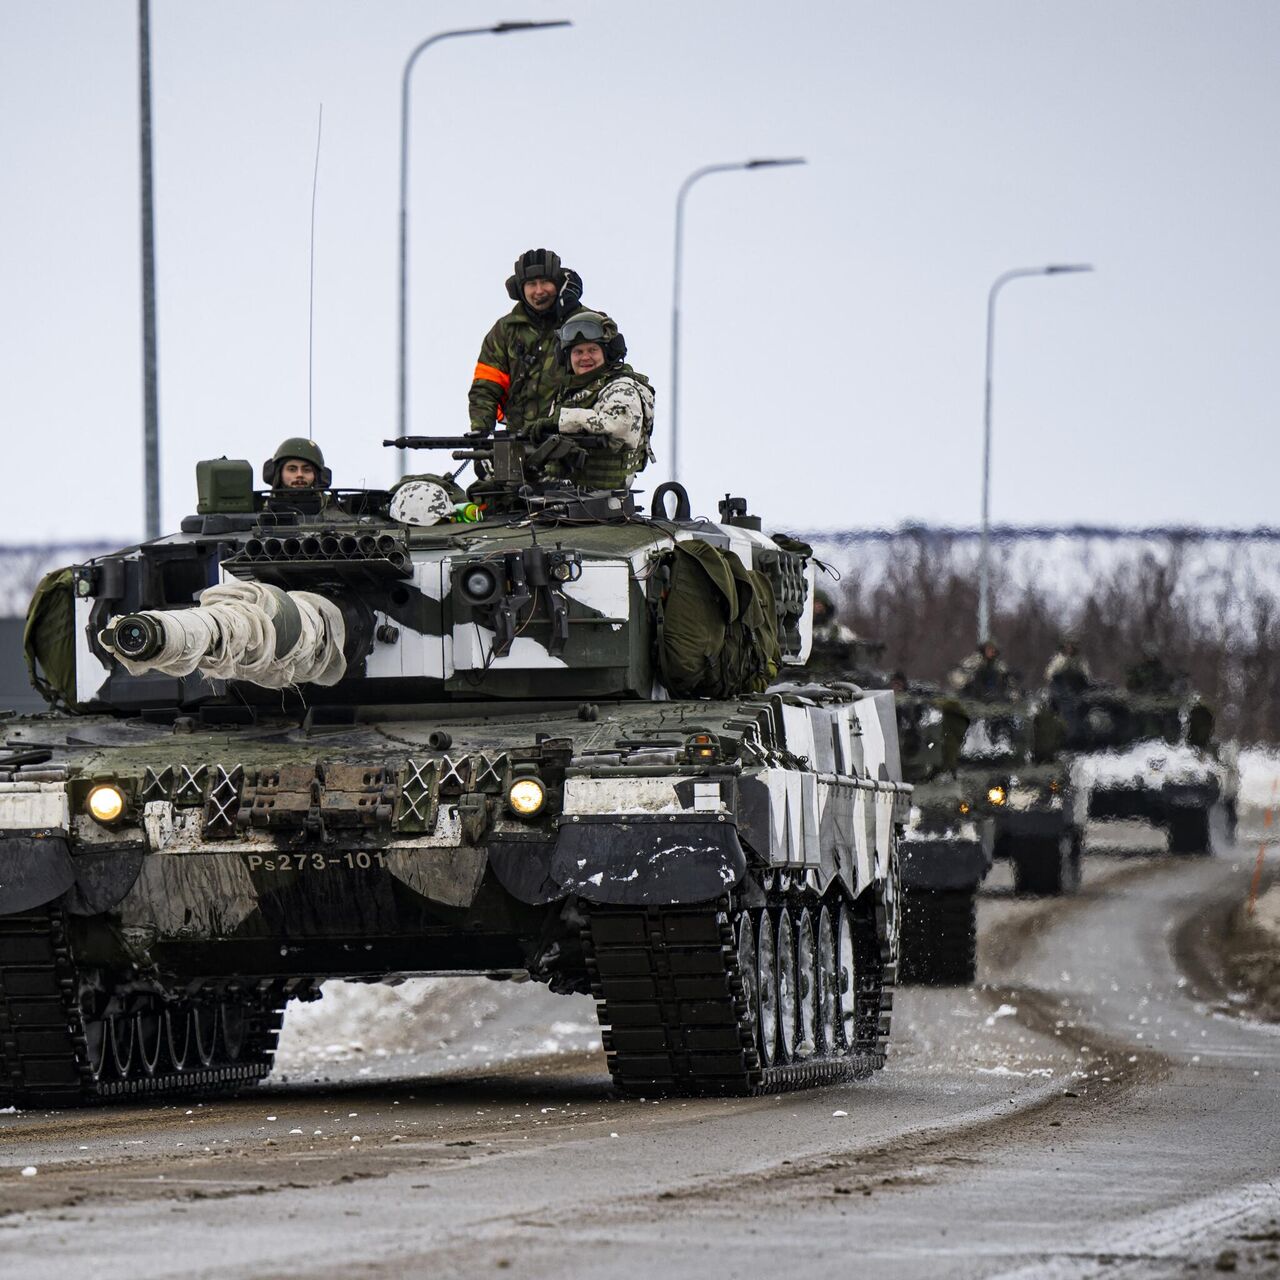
left=458, top=563, right=503, bottom=606
left=86, top=783, right=126, bottom=825
left=958, top=801, right=971, bottom=815
left=987, top=785, right=1007, bottom=807
left=507, top=776, right=546, bottom=818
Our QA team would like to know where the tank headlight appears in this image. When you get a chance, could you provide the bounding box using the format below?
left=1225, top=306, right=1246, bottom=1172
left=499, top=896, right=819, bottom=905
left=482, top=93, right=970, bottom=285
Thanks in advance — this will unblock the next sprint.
left=987, top=785, right=1007, bottom=807
left=958, top=801, right=971, bottom=815
left=507, top=777, right=546, bottom=818
left=86, top=784, right=126, bottom=825
left=459, top=564, right=503, bottom=606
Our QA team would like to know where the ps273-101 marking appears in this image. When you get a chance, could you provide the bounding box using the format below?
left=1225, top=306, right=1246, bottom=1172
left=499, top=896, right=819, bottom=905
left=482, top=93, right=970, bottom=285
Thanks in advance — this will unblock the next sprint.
left=243, top=851, right=389, bottom=872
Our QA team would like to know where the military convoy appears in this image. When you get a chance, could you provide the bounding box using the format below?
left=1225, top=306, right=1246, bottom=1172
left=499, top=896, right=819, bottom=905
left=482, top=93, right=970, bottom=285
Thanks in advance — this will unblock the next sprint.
left=1, top=437, right=908, bottom=1107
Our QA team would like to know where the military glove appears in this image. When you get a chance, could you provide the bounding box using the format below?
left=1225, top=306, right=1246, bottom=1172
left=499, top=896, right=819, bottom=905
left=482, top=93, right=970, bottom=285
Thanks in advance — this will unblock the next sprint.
left=525, top=418, right=559, bottom=445
left=556, top=269, right=583, bottom=321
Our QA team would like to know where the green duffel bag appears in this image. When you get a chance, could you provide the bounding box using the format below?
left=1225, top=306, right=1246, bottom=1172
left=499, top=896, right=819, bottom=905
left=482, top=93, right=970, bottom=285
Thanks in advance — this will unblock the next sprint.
left=24, top=566, right=82, bottom=711
left=720, top=557, right=781, bottom=694
left=655, top=540, right=738, bottom=698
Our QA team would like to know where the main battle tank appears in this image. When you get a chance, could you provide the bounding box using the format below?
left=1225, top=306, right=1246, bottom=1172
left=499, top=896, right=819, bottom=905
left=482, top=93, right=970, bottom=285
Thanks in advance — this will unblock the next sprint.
left=2, top=435, right=908, bottom=1105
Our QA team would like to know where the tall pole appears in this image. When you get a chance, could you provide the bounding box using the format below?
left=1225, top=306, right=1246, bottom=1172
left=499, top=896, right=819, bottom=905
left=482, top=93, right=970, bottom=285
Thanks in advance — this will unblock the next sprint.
left=396, top=20, right=569, bottom=477
left=670, top=157, right=805, bottom=488
left=978, top=263, right=1094, bottom=642
left=138, top=0, right=160, bottom=539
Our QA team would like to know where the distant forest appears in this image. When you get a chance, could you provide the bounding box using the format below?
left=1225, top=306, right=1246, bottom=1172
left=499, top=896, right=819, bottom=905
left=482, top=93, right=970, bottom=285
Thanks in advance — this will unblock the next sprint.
left=823, top=529, right=1278, bottom=744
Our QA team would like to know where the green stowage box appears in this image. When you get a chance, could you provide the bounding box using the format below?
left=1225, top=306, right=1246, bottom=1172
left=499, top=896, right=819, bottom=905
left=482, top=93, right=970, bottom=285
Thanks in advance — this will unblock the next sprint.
left=196, top=457, right=254, bottom=514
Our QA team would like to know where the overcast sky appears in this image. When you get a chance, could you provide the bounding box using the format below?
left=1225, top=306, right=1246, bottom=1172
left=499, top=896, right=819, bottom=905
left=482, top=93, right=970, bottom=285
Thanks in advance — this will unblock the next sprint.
left=1, top=0, right=1277, bottom=543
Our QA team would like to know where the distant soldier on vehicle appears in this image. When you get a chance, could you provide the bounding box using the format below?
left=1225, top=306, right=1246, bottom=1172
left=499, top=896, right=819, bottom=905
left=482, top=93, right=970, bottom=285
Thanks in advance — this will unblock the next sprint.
left=263, top=438, right=331, bottom=490
left=805, top=590, right=887, bottom=683
left=1125, top=643, right=1182, bottom=696
left=948, top=639, right=1016, bottom=702
left=1044, top=637, right=1092, bottom=693
left=468, top=248, right=614, bottom=438
left=523, top=312, right=654, bottom=490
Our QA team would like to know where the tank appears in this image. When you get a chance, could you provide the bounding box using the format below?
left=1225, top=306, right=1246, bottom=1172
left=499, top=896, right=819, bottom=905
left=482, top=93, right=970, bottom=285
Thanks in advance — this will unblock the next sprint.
left=1, top=436, right=908, bottom=1105
left=893, top=689, right=993, bottom=985
left=1057, top=684, right=1226, bottom=855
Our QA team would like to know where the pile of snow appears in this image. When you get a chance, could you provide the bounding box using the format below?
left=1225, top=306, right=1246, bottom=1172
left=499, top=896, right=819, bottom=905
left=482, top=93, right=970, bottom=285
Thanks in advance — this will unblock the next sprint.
left=1235, top=747, right=1280, bottom=841
left=271, top=976, right=600, bottom=1080
left=1074, top=741, right=1222, bottom=790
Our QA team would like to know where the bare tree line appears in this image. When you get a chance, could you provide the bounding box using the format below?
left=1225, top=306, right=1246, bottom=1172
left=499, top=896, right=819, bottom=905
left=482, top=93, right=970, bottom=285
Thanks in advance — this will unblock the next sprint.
left=831, top=531, right=1280, bottom=743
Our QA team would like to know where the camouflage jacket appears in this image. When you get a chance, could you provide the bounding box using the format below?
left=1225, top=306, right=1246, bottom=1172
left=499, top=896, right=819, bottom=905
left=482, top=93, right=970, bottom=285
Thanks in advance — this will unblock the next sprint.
left=549, top=363, right=655, bottom=489
left=468, top=302, right=612, bottom=436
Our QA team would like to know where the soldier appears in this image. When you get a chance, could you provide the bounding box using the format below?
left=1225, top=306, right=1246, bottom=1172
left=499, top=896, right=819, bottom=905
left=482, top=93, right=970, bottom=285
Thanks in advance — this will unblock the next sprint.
left=524, top=312, right=654, bottom=490
left=948, top=639, right=1016, bottom=702
left=1125, top=644, right=1181, bottom=695
left=1044, top=637, right=1092, bottom=693
left=468, top=248, right=611, bottom=437
left=262, top=438, right=331, bottom=490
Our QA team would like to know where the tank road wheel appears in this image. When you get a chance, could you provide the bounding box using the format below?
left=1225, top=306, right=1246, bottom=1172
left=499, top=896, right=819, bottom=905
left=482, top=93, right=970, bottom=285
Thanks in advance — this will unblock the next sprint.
left=1168, top=808, right=1212, bottom=856
left=816, top=906, right=839, bottom=1055
left=193, top=1005, right=218, bottom=1067
left=136, top=1004, right=165, bottom=1076
left=164, top=1007, right=192, bottom=1072
left=795, top=909, right=818, bottom=1059
left=775, top=909, right=799, bottom=1065
left=221, top=1002, right=248, bottom=1062
left=754, top=910, right=779, bottom=1068
left=82, top=1017, right=109, bottom=1081
left=736, top=912, right=761, bottom=1063
left=834, top=903, right=858, bottom=1052
left=108, top=1014, right=136, bottom=1078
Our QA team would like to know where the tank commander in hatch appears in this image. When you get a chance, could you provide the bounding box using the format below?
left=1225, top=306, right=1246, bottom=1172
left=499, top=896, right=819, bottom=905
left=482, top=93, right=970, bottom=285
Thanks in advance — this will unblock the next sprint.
left=948, top=639, right=1017, bottom=702
left=263, top=438, right=331, bottom=491
left=468, top=248, right=615, bottom=437
left=522, top=311, right=654, bottom=490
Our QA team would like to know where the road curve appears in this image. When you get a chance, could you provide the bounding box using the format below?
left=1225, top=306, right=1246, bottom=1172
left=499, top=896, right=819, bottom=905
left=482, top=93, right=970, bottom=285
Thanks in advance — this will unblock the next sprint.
left=1, top=847, right=1277, bottom=1279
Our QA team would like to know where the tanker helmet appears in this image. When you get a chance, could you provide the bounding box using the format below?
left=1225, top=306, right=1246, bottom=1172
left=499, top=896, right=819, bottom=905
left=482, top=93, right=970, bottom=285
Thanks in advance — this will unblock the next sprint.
left=263, top=437, right=332, bottom=489
left=556, top=310, right=626, bottom=367
left=505, top=248, right=565, bottom=300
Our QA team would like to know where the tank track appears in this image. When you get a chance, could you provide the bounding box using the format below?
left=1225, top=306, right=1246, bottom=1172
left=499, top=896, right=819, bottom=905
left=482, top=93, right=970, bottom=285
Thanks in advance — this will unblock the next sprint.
left=0, top=910, right=285, bottom=1109
left=584, top=885, right=893, bottom=1097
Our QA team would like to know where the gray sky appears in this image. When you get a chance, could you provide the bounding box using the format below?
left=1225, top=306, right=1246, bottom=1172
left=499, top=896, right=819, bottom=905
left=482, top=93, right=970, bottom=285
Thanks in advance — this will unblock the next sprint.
left=2, top=0, right=1278, bottom=542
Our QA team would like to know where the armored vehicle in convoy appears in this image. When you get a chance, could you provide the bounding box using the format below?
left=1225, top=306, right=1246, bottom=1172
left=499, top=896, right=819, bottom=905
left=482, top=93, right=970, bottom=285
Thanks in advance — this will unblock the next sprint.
left=894, top=690, right=992, bottom=985
left=1056, top=684, right=1224, bottom=855
left=2, top=436, right=907, bottom=1106
left=893, top=690, right=1080, bottom=981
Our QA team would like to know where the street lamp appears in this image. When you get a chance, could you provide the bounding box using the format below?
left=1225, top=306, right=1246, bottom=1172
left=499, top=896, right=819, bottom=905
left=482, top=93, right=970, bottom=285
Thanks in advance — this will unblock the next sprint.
left=396, top=20, right=570, bottom=473
left=977, top=263, right=1093, bottom=643
left=670, top=157, right=805, bottom=487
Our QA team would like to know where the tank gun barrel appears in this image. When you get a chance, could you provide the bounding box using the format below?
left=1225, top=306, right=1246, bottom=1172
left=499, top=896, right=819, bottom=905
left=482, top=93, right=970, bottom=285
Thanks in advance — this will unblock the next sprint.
left=99, top=581, right=352, bottom=690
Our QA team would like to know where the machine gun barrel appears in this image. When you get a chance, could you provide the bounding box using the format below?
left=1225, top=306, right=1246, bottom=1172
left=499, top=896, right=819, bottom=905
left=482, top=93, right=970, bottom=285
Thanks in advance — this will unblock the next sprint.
left=383, top=434, right=520, bottom=451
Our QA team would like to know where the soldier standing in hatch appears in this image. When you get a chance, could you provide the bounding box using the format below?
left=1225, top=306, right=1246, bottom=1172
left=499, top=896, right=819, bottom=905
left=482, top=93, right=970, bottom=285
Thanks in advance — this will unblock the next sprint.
left=263, top=438, right=332, bottom=490
left=948, top=639, right=1017, bottom=701
left=524, top=311, right=654, bottom=490
left=1044, top=637, right=1092, bottom=693
left=468, top=249, right=613, bottom=437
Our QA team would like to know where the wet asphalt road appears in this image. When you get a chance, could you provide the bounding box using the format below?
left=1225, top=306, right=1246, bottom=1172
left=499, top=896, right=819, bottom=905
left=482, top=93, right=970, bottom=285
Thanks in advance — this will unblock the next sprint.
left=1, top=840, right=1277, bottom=1279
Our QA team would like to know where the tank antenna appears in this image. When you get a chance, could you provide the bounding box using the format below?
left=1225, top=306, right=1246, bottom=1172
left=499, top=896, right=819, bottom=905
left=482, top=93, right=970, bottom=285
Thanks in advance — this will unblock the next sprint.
left=308, top=103, right=323, bottom=436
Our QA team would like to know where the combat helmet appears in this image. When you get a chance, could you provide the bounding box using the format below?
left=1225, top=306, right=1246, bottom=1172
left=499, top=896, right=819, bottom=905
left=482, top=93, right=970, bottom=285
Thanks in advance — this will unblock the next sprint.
left=262, top=437, right=331, bottom=489
left=556, top=310, right=626, bottom=368
left=505, top=248, right=565, bottom=300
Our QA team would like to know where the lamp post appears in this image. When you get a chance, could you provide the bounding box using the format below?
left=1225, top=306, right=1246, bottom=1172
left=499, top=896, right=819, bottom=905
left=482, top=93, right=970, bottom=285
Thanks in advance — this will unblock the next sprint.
left=977, top=263, right=1093, bottom=642
left=670, top=157, right=805, bottom=487
left=138, top=0, right=160, bottom=539
left=396, top=20, right=570, bottom=474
